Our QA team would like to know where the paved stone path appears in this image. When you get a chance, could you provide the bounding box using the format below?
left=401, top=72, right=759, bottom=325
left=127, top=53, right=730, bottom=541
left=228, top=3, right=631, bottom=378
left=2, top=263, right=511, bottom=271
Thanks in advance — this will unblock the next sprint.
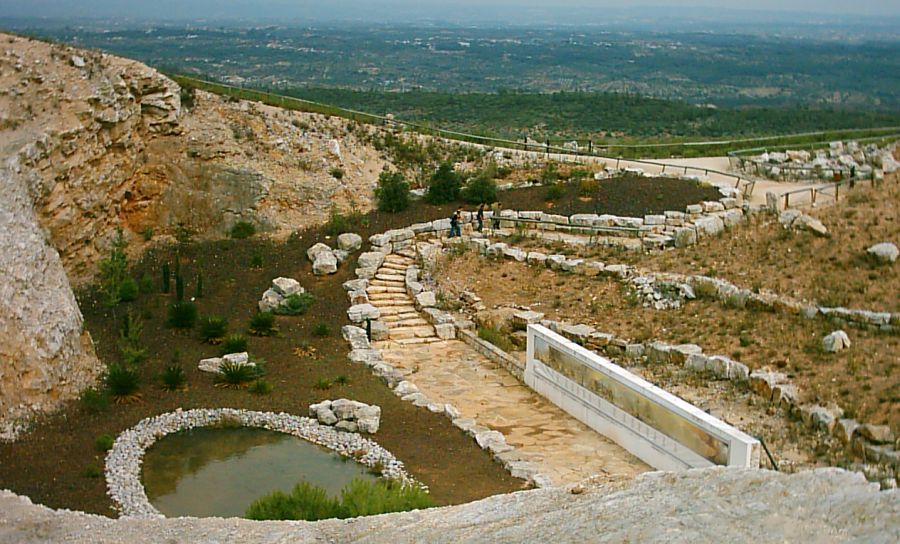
left=366, top=254, right=649, bottom=485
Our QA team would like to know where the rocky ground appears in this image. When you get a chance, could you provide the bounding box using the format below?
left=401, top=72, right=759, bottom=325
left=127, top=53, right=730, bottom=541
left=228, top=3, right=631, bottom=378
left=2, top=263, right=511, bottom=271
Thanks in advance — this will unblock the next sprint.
left=0, top=468, right=897, bottom=543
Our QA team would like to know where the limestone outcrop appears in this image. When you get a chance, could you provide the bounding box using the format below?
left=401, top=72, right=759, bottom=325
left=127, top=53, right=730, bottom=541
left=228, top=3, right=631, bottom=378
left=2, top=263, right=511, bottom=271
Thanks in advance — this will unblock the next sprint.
left=0, top=468, right=897, bottom=542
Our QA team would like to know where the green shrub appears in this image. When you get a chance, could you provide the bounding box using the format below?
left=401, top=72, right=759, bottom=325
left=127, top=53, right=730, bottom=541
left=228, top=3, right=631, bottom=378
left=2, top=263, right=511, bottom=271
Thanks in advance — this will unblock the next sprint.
left=340, top=479, right=434, bottom=518
left=118, top=277, right=139, bottom=302
left=692, top=281, right=719, bottom=300
left=329, top=167, right=345, bottom=180
left=250, top=252, right=264, bottom=268
left=541, top=163, right=560, bottom=184
left=323, top=206, right=352, bottom=236
left=246, top=482, right=343, bottom=521
left=121, top=346, right=148, bottom=366
left=314, top=377, right=333, bottom=390
left=461, top=172, right=497, bottom=204
left=140, top=226, right=154, bottom=241
left=175, top=274, right=184, bottom=302
left=139, top=272, right=154, bottom=294
left=477, top=326, right=514, bottom=352
left=245, top=479, right=433, bottom=521
left=425, top=162, right=462, bottom=204
left=119, top=311, right=143, bottom=349
left=312, top=322, right=331, bottom=337
left=334, top=375, right=350, bottom=386
left=545, top=183, right=565, bottom=201
left=160, top=363, right=186, bottom=391
left=161, top=262, right=170, bottom=293
left=167, top=301, right=198, bottom=329
left=200, top=316, right=228, bottom=343
left=79, top=388, right=109, bottom=413
left=105, top=364, right=140, bottom=401
left=99, top=229, right=128, bottom=307
left=229, top=221, right=257, bottom=239
left=577, top=177, right=599, bottom=197
left=215, top=361, right=263, bottom=389
left=274, top=293, right=314, bottom=316
left=375, top=171, right=410, bottom=213
left=221, top=334, right=249, bottom=354
left=82, top=465, right=103, bottom=479
left=95, top=434, right=114, bottom=452
left=249, top=311, right=277, bottom=336
left=249, top=378, right=273, bottom=395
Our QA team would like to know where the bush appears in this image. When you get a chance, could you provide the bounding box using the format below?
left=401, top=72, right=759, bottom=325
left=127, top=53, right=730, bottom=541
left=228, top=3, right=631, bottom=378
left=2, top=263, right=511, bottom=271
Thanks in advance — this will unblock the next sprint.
left=312, top=322, right=331, bottom=337
left=541, top=163, right=560, bottom=184
left=425, top=162, right=462, bottom=204
left=273, top=293, right=314, bottom=316
left=340, top=479, right=434, bottom=518
left=577, top=177, right=599, bottom=197
left=246, top=482, right=343, bottom=521
left=99, top=229, right=128, bottom=307
left=315, top=377, right=333, bottom=390
left=167, top=301, right=198, bottom=329
left=375, top=171, right=410, bottom=213
left=140, top=226, right=154, bottom=241
left=79, top=388, right=109, bottom=413
left=95, top=434, right=114, bottom=452
left=200, top=316, right=228, bottom=343
left=329, top=167, right=345, bottom=180
left=118, top=277, right=139, bottom=302
left=249, top=378, right=273, bottom=395
left=160, top=363, right=186, bottom=391
left=249, top=311, right=277, bottom=336
left=250, top=252, right=264, bottom=268
left=215, top=361, right=263, bottom=389
left=477, top=326, right=514, bottom=352
left=139, top=272, right=154, bottom=294
left=105, top=364, right=140, bottom=401
left=82, top=465, right=102, bottom=479
left=229, top=221, right=257, bottom=239
left=246, top=478, right=433, bottom=521
left=334, top=375, right=350, bottom=386
left=545, top=183, right=565, bottom=201
left=461, top=172, right=497, bottom=204
left=221, top=334, right=249, bottom=355
left=175, top=274, right=184, bottom=302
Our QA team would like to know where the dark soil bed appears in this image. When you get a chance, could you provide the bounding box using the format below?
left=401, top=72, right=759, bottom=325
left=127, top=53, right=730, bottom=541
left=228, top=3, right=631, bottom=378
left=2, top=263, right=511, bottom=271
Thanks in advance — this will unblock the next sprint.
left=0, top=174, right=711, bottom=517
left=495, top=175, right=721, bottom=217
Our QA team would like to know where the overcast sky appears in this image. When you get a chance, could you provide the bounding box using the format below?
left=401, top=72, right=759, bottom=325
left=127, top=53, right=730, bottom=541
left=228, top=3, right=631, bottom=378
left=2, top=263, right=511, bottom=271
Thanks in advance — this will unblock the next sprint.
left=2, top=0, right=898, bottom=22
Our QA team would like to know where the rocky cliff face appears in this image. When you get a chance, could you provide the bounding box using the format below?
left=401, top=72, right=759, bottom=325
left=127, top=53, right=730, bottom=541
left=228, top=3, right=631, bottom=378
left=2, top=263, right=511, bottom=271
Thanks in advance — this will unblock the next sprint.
left=0, top=32, right=390, bottom=437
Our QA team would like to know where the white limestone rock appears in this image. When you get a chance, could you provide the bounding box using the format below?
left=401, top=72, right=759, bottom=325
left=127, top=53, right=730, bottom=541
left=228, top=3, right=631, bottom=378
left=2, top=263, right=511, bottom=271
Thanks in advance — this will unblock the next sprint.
left=337, top=233, right=363, bottom=252
left=358, top=251, right=386, bottom=270
left=258, top=288, right=284, bottom=312
left=271, top=277, right=304, bottom=297
left=348, top=304, right=380, bottom=323
left=307, top=242, right=333, bottom=262
left=867, top=242, right=898, bottom=264
left=415, top=291, right=437, bottom=309
left=313, top=251, right=338, bottom=275
left=822, top=330, right=851, bottom=353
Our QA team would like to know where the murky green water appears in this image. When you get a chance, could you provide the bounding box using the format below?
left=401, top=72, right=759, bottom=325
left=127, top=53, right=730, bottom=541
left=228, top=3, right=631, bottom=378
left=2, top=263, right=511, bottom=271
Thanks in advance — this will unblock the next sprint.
left=142, top=427, right=377, bottom=518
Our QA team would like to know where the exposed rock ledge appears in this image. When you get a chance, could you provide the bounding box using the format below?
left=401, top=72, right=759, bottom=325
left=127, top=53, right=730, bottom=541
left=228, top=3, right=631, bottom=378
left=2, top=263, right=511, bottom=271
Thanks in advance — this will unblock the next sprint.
left=1, top=468, right=897, bottom=543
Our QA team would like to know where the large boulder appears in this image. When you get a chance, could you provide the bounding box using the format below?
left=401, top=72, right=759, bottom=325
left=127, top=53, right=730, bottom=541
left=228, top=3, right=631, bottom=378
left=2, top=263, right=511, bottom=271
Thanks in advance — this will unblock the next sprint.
left=822, top=330, right=851, bottom=353
left=312, top=251, right=338, bottom=275
left=337, top=233, right=363, bottom=252
left=307, top=243, right=333, bottom=262
left=867, top=242, right=898, bottom=264
left=271, top=277, right=304, bottom=297
left=358, top=251, right=385, bottom=270
left=348, top=304, right=380, bottom=323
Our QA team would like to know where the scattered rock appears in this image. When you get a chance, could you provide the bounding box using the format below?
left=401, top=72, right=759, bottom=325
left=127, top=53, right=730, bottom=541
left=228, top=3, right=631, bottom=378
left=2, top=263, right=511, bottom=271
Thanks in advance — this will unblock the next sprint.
left=866, top=242, right=898, bottom=264
left=856, top=424, right=895, bottom=445
left=312, top=251, right=338, bottom=275
left=311, top=399, right=381, bottom=434
left=337, top=233, right=363, bottom=252
left=822, top=330, right=851, bottom=353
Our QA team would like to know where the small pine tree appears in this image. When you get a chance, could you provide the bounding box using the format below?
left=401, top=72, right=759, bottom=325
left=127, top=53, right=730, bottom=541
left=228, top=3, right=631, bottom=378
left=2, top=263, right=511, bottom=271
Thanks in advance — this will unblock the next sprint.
left=161, top=262, right=170, bottom=293
left=425, top=162, right=462, bottom=204
left=195, top=272, right=204, bottom=298
left=176, top=275, right=184, bottom=302
left=375, top=170, right=410, bottom=213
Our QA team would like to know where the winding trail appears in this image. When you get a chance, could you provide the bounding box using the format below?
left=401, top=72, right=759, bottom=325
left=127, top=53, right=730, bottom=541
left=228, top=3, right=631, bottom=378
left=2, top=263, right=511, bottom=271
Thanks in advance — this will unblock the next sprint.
left=365, top=253, right=649, bottom=485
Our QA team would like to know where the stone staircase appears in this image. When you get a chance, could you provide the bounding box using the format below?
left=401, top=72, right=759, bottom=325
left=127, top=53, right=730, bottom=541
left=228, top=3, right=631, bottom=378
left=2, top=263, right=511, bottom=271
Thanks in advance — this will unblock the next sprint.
left=367, top=254, right=440, bottom=345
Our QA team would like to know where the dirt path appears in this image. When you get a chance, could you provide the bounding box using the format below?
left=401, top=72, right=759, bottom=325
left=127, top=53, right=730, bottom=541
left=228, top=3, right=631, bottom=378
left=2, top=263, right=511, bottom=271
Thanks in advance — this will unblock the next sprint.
left=365, top=255, right=650, bottom=485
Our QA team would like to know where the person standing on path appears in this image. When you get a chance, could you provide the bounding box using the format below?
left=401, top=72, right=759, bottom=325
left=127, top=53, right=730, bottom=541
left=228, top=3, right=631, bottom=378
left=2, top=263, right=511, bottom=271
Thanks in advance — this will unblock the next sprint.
left=491, top=201, right=502, bottom=230
left=449, top=207, right=462, bottom=238
left=476, top=203, right=485, bottom=232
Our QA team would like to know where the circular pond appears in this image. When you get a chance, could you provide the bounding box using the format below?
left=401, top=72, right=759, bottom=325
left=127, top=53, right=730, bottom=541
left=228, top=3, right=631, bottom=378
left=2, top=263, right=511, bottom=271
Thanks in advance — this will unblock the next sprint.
left=142, top=427, right=379, bottom=518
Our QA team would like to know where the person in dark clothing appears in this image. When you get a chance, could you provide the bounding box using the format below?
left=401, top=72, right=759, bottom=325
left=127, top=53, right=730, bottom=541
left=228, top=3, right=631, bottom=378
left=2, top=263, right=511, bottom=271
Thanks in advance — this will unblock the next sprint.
left=449, top=207, right=462, bottom=237
left=476, top=203, right=485, bottom=232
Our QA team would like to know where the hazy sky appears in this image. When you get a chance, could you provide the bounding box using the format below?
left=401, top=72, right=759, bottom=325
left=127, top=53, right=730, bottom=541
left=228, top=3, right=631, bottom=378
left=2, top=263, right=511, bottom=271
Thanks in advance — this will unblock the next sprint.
left=2, top=0, right=899, bottom=22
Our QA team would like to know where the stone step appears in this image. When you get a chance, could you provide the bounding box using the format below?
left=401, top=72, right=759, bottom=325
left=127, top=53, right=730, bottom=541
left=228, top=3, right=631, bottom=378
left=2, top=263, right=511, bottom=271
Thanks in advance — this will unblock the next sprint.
left=394, top=337, right=442, bottom=346
left=374, top=273, right=406, bottom=282
left=388, top=326, right=435, bottom=340
left=367, top=286, right=406, bottom=294
left=384, top=254, right=414, bottom=263
left=370, top=279, right=406, bottom=287
left=381, top=262, right=409, bottom=271
left=395, top=249, right=418, bottom=260
left=368, top=292, right=412, bottom=301
left=377, top=306, right=417, bottom=316
left=387, top=318, right=429, bottom=328
left=396, top=312, right=420, bottom=321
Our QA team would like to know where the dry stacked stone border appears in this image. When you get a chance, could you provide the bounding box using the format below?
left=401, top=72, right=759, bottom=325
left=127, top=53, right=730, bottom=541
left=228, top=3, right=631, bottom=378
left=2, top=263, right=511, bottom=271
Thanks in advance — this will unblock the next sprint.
left=105, top=408, right=416, bottom=518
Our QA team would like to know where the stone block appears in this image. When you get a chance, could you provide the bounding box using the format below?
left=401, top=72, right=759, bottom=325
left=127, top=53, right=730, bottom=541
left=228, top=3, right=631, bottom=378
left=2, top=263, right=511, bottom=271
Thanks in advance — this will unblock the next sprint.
left=669, top=344, right=703, bottom=365
left=693, top=216, right=725, bottom=237
left=358, top=252, right=386, bottom=270
left=272, top=277, right=303, bottom=297
left=347, top=304, right=380, bottom=323
left=415, top=291, right=437, bottom=309
left=674, top=227, right=697, bottom=248
left=306, top=242, right=333, bottom=262
left=526, top=252, right=548, bottom=266
left=337, top=233, right=363, bottom=252
left=748, top=371, right=787, bottom=400
left=435, top=323, right=456, bottom=340
left=312, top=252, right=338, bottom=275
